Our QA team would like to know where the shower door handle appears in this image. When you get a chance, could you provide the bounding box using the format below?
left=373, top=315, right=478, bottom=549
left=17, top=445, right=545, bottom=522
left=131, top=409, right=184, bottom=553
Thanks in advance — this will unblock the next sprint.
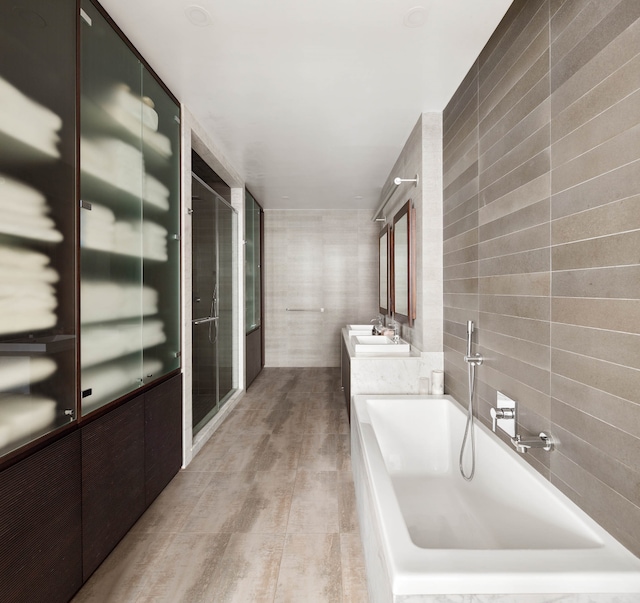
left=193, top=316, right=219, bottom=325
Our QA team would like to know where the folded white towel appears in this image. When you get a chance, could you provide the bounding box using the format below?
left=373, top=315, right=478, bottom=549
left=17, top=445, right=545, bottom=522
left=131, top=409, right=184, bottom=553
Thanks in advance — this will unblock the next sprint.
left=80, top=356, right=164, bottom=412
left=143, top=128, right=172, bottom=158
left=0, top=265, right=59, bottom=284
left=0, top=245, right=50, bottom=270
left=101, top=83, right=159, bottom=132
left=81, top=282, right=158, bottom=323
left=0, top=282, right=55, bottom=301
left=0, top=393, right=57, bottom=446
left=0, top=357, right=57, bottom=391
left=0, top=76, right=62, bottom=158
left=80, top=202, right=116, bottom=252
left=0, top=175, right=47, bottom=216
left=81, top=136, right=144, bottom=196
left=81, top=318, right=166, bottom=367
left=0, top=311, right=57, bottom=336
left=0, top=176, right=63, bottom=242
left=143, top=173, right=170, bottom=210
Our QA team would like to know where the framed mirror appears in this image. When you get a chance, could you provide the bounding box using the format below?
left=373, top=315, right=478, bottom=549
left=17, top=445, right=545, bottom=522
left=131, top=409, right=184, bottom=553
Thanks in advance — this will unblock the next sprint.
left=378, top=225, right=391, bottom=314
left=392, top=200, right=415, bottom=325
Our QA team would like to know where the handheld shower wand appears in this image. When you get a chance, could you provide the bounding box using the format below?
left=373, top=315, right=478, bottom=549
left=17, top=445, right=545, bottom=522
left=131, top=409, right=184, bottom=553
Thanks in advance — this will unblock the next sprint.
left=460, top=320, right=483, bottom=481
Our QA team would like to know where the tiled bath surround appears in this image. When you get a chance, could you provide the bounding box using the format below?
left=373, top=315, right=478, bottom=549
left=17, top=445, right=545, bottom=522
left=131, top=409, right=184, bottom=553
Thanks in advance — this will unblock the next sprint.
left=443, top=0, right=640, bottom=557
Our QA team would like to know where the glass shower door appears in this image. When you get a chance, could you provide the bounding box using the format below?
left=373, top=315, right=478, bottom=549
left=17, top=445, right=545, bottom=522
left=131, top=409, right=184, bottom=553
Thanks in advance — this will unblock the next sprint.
left=191, top=174, right=237, bottom=435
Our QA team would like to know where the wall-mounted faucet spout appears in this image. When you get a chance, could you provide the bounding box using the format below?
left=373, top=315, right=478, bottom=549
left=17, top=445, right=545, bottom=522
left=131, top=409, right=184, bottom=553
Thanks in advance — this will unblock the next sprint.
left=512, top=432, right=554, bottom=453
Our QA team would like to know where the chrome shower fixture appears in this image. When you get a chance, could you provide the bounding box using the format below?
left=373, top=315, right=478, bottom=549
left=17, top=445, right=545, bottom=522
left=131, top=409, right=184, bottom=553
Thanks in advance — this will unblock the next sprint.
left=393, top=175, right=419, bottom=186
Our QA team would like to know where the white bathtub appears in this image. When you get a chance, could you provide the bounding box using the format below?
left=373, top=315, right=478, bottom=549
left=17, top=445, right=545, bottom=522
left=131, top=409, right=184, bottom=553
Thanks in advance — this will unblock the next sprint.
left=352, top=395, right=640, bottom=602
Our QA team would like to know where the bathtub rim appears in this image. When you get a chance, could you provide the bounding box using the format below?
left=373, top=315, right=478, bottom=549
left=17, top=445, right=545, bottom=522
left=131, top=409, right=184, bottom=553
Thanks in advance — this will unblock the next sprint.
left=352, top=393, right=640, bottom=596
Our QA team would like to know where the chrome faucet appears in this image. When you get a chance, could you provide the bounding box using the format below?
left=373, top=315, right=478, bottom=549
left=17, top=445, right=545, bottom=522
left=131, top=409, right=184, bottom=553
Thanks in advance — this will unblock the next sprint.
left=511, top=432, right=554, bottom=453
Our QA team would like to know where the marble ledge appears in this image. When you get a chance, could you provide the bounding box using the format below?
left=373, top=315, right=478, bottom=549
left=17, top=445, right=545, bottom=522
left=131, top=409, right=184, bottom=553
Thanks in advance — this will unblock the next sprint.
left=343, top=329, right=443, bottom=396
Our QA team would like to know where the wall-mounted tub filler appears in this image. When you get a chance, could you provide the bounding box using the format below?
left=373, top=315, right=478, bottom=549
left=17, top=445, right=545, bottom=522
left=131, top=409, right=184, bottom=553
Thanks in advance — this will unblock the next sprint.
left=491, top=391, right=554, bottom=454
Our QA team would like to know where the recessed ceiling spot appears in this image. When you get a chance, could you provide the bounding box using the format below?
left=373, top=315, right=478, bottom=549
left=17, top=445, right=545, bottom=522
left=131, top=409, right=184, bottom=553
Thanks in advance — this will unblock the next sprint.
left=403, top=6, right=427, bottom=28
left=185, top=5, right=211, bottom=27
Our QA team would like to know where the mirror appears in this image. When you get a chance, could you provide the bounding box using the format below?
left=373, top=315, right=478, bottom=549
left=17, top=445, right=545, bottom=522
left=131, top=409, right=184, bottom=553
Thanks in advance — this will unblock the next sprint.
left=378, top=226, right=390, bottom=314
left=392, top=200, right=415, bottom=325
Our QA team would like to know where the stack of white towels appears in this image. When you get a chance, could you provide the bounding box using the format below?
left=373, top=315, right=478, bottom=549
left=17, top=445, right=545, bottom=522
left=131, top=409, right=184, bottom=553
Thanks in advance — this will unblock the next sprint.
left=81, top=137, right=171, bottom=210
left=81, top=357, right=163, bottom=412
left=100, top=83, right=172, bottom=158
left=0, top=356, right=57, bottom=392
left=81, top=319, right=166, bottom=368
left=0, top=75, right=62, bottom=158
left=81, top=136, right=144, bottom=196
left=0, top=356, right=58, bottom=449
left=81, top=281, right=158, bottom=323
left=81, top=201, right=168, bottom=260
left=0, top=393, right=56, bottom=449
left=0, top=244, right=59, bottom=336
left=0, top=175, right=63, bottom=243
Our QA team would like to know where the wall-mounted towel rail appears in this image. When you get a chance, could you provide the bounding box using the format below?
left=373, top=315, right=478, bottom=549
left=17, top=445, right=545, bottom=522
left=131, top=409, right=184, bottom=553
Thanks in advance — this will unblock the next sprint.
left=285, top=308, right=325, bottom=312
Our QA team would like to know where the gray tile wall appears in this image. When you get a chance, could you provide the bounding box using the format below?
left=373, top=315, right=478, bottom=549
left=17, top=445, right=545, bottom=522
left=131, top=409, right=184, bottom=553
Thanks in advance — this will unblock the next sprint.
left=443, top=0, right=640, bottom=556
left=264, top=210, right=379, bottom=367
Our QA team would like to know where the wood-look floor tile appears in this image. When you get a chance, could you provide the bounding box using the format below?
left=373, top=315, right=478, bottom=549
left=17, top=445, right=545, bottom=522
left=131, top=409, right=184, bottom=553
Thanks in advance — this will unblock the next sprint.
left=204, top=533, right=285, bottom=602
left=232, top=470, right=296, bottom=534
left=274, top=533, right=342, bottom=602
left=337, top=434, right=352, bottom=471
left=181, top=472, right=255, bottom=533
left=72, top=531, right=176, bottom=602
left=338, top=471, right=359, bottom=533
left=213, top=432, right=272, bottom=472
left=299, top=432, right=338, bottom=470
left=132, top=471, right=214, bottom=534
left=248, top=430, right=303, bottom=471
left=287, top=470, right=339, bottom=534
left=340, top=533, right=369, bottom=603
left=133, top=532, right=231, bottom=603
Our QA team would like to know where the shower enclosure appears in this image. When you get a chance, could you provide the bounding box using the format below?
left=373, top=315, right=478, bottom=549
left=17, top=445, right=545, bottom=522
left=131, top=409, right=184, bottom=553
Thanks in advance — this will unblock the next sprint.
left=191, top=173, right=237, bottom=435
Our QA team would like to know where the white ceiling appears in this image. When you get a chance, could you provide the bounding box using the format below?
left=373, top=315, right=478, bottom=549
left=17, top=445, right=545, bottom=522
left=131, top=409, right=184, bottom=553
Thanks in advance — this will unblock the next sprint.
left=99, top=0, right=514, bottom=211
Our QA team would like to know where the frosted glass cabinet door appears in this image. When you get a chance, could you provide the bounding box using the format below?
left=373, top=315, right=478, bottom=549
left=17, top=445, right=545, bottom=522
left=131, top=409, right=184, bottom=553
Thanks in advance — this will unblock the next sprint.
left=80, top=0, right=144, bottom=414
left=79, top=0, right=181, bottom=415
left=141, top=69, right=181, bottom=382
left=0, top=0, right=77, bottom=458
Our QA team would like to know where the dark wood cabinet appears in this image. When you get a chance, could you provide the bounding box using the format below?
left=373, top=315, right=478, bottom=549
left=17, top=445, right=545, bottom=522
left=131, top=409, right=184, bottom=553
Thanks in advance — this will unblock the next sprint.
left=82, top=397, right=146, bottom=581
left=0, top=431, right=82, bottom=603
left=145, top=373, right=182, bottom=506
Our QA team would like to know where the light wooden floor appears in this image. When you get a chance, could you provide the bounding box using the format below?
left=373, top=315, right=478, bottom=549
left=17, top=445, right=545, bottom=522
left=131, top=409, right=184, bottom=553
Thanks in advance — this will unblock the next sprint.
left=72, top=367, right=369, bottom=602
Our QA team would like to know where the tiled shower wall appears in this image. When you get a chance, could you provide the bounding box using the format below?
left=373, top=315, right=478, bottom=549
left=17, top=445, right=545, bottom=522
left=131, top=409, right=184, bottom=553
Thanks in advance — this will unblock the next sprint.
left=264, top=209, right=379, bottom=367
left=443, top=0, right=640, bottom=557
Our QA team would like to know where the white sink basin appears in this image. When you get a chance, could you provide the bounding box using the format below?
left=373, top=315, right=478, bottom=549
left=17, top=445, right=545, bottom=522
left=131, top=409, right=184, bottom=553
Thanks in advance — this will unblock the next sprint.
left=347, top=324, right=374, bottom=336
left=353, top=335, right=410, bottom=354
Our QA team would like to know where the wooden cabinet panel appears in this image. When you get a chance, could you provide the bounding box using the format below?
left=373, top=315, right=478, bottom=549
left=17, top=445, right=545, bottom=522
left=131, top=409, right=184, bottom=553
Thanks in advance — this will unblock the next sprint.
left=81, top=397, right=145, bottom=581
left=145, top=373, right=182, bottom=505
left=0, top=431, right=82, bottom=603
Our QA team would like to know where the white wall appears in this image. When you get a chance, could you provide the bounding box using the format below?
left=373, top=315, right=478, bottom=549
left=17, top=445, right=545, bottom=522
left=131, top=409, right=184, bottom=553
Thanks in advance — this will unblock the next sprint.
left=376, top=113, right=443, bottom=355
left=264, top=209, right=379, bottom=367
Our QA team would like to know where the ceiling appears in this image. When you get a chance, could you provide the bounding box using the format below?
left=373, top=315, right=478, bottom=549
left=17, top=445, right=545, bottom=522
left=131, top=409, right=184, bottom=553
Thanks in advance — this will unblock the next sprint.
left=99, top=0, right=514, bottom=211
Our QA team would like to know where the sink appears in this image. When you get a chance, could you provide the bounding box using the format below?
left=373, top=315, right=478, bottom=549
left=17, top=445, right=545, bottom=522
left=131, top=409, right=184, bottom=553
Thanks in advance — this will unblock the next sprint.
left=353, top=335, right=410, bottom=354
left=347, top=324, right=374, bottom=336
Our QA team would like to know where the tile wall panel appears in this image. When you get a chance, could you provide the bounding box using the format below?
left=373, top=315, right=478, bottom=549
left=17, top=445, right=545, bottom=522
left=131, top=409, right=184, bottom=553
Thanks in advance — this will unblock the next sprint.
left=264, top=210, right=378, bottom=367
left=443, top=0, right=640, bottom=556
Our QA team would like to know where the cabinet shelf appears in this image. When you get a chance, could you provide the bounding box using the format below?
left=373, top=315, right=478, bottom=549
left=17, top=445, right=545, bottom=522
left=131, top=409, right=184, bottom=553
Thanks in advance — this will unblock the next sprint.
left=0, top=334, right=75, bottom=354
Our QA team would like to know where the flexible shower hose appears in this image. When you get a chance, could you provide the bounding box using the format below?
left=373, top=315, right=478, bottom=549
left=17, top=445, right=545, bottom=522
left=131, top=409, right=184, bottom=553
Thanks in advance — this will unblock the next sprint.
left=459, top=359, right=476, bottom=481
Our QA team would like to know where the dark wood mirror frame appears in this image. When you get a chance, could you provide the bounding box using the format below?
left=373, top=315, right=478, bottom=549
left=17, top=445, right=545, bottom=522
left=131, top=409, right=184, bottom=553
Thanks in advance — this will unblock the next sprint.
left=392, top=200, right=416, bottom=326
